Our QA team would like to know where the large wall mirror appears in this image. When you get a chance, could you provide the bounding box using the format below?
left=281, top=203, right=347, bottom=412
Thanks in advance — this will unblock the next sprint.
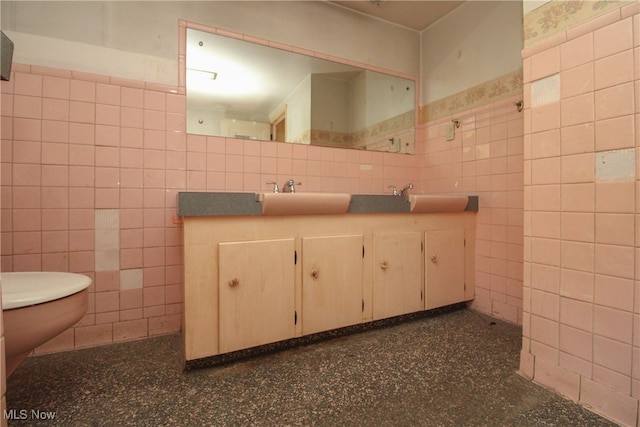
left=186, top=27, right=416, bottom=154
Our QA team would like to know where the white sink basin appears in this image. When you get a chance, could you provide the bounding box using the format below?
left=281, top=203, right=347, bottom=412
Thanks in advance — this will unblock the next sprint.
left=408, top=194, right=469, bottom=213
left=258, top=192, right=351, bottom=215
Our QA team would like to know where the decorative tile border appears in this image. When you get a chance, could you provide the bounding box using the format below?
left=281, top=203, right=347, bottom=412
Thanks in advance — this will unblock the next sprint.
left=523, top=0, right=634, bottom=47
left=351, top=110, right=415, bottom=146
left=419, top=69, right=523, bottom=123
left=307, top=110, right=415, bottom=150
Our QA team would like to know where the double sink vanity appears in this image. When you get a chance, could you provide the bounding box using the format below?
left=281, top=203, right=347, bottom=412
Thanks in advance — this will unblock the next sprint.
left=178, top=189, right=478, bottom=366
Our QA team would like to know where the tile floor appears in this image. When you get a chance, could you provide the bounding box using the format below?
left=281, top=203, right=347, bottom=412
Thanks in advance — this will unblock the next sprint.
left=6, top=308, right=615, bottom=426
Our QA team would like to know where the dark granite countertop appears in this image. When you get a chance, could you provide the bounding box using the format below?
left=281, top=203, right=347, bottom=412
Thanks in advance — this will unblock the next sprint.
left=177, top=192, right=478, bottom=216
left=177, top=192, right=262, bottom=216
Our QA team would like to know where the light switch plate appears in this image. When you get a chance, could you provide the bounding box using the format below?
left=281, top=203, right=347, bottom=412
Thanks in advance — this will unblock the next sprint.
left=446, top=123, right=455, bottom=141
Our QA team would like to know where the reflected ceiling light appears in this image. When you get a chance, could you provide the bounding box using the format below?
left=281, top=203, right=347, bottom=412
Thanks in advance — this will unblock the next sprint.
left=187, top=68, right=217, bottom=80
left=187, top=61, right=260, bottom=97
left=186, top=30, right=261, bottom=97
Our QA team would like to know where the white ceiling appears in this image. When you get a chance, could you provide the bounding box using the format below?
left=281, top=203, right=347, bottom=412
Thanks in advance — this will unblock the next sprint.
left=331, top=0, right=465, bottom=31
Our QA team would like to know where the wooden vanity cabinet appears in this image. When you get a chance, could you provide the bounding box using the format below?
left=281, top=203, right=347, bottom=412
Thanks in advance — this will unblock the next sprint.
left=372, top=232, right=423, bottom=320
left=424, top=228, right=466, bottom=309
left=218, top=238, right=296, bottom=353
left=182, top=213, right=476, bottom=362
left=301, top=235, right=364, bottom=335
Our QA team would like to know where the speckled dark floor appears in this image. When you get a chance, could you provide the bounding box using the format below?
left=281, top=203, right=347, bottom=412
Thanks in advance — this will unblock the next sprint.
left=7, top=309, right=615, bottom=426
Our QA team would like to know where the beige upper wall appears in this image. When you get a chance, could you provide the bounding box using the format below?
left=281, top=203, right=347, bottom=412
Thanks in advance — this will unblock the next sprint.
left=0, top=1, right=420, bottom=86
left=420, top=0, right=523, bottom=105
left=2, top=1, right=532, bottom=111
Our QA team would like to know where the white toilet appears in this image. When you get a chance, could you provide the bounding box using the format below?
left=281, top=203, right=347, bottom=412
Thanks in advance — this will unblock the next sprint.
left=1, top=272, right=92, bottom=376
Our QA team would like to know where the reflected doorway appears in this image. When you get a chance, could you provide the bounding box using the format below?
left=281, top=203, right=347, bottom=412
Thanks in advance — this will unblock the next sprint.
left=272, top=106, right=286, bottom=142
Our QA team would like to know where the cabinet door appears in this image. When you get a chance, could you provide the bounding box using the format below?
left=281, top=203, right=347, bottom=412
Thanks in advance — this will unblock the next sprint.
left=425, top=228, right=465, bottom=309
left=302, top=235, right=363, bottom=335
left=373, top=232, right=423, bottom=320
left=218, top=238, right=296, bottom=354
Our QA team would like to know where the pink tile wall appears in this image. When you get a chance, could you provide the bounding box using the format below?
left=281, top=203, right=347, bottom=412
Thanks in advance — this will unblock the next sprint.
left=521, top=3, right=639, bottom=426
left=417, top=95, right=524, bottom=325
left=0, top=63, right=418, bottom=354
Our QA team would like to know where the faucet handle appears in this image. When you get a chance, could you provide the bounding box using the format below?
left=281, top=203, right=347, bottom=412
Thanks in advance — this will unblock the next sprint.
left=388, top=184, right=398, bottom=196
left=266, top=181, right=279, bottom=193
left=400, top=183, right=414, bottom=196
left=283, top=179, right=302, bottom=193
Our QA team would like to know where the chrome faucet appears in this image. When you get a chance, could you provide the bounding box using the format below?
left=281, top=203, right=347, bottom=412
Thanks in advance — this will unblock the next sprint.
left=400, top=183, right=413, bottom=196
left=388, top=185, right=399, bottom=196
left=266, top=181, right=279, bottom=193
left=283, top=179, right=301, bottom=193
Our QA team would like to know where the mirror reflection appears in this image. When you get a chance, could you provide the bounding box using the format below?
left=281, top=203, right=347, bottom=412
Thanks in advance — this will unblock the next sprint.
left=186, top=28, right=416, bottom=154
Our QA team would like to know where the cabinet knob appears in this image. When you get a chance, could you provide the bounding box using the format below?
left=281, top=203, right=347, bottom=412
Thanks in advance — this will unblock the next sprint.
left=380, top=260, right=388, bottom=270
left=311, top=268, right=320, bottom=280
left=228, top=278, right=240, bottom=287
left=430, top=255, right=438, bottom=263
